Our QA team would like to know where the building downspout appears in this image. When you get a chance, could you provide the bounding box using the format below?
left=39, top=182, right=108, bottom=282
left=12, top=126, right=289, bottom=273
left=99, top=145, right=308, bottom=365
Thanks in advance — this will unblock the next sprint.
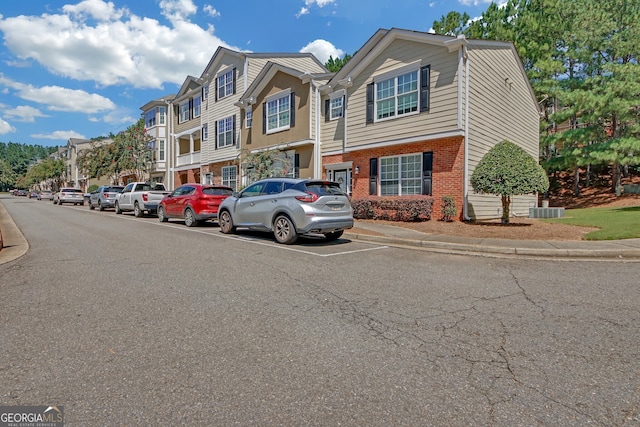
left=462, top=45, right=471, bottom=221
left=314, top=81, right=322, bottom=179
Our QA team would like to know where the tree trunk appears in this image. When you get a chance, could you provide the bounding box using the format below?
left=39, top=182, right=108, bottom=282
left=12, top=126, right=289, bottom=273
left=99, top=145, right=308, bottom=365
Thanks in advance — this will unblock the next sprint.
left=585, top=164, right=591, bottom=187
left=573, top=164, right=580, bottom=196
left=501, top=195, right=511, bottom=224
left=611, top=162, right=621, bottom=193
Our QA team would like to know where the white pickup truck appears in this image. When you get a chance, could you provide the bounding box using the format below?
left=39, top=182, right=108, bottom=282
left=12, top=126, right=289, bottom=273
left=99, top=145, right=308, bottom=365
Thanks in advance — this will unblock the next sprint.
left=114, top=182, right=170, bottom=217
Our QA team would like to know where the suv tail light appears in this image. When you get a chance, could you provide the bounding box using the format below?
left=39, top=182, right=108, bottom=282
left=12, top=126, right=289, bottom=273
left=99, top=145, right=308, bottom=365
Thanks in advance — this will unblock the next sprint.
left=142, top=193, right=148, bottom=202
left=295, top=192, right=319, bottom=203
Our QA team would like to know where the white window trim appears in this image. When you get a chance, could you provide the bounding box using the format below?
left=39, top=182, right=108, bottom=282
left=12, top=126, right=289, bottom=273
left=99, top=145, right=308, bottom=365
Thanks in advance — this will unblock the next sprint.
left=379, top=153, right=423, bottom=196
left=329, top=91, right=344, bottom=120
left=373, top=61, right=421, bottom=124
left=222, top=165, right=237, bottom=190
left=179, top=101, right=190, bottom=123
left=245, top=107, right=252, bottom=129
left=193, top=95, right=202, bottom=118
left=217, top=116, right=234, bottom=148
left=216, top=67, right=234, bottom=100
left=202, top=123, right=208, bottom=141
left=266, top=88, right=291, bottom=134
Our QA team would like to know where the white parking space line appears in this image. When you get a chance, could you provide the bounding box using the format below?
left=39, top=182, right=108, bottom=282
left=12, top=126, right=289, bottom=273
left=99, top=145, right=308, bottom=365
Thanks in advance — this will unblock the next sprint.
left=82, top=206, right=389, bottom=257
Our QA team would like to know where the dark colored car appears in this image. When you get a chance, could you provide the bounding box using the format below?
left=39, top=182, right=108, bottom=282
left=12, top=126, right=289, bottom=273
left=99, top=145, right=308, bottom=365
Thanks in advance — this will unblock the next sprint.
left=158, top=184, right=234, bottom=227
left=89, top=185, right=125, bottom=211
left=218, top=178, right=354, bottom=244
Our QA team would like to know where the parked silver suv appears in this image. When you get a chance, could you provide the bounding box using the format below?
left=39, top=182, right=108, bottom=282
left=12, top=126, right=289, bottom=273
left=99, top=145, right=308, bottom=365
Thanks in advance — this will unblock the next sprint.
left=89, top=185, right=124, bottom=211
left=53, top=188, right=85, bottom=205
left=218, top=178, right=353, bottom=244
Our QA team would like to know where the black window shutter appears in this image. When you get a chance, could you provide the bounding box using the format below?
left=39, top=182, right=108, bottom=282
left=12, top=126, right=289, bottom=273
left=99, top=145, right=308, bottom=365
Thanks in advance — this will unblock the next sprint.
left=369, top=157, right=378, bottom=195
left=233, top=68, right=237, bottom=95
left=366, top=83, right=374, bottom=124
left=214, top=120, right=218, bottom=149
left=215, top=78, right=218, bottom=102
left=232, top=115, right=236, bottom=146
left=294, top=153, right=300, bottom=178
left=290, top=92, right=295, bottom=127
left=325, top=99, right=330, bottom=122
left=189, top=99, right=193, bottom=119
left=420, top=65, right=431, bottom=112
left=262, top=103, right=267, bottom=134
left=422, top=151, right=433, bottom=196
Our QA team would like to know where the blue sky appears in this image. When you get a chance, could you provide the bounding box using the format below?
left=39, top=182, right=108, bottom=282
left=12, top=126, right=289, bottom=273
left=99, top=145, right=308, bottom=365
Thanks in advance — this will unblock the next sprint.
left=0, top=0, right=494, bottom=148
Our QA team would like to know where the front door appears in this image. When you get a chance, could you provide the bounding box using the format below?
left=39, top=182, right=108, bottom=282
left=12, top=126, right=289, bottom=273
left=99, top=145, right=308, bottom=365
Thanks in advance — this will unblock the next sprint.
left=334, top=170, right=349, bottom=194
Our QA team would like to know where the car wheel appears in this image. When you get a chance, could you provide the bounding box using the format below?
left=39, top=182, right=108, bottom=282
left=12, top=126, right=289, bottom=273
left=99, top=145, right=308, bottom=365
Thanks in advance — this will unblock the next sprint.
left=273, top=215, right=298, bottom=244
left=158, top=206, right=168, bottom=223
left=219, top=210, right=236, bottom=234
left=89, top=202, right=95, bottom=210
left=115, top=201, right=122, bottom=214
left=98, top=201, right=105, bottom=211
left=134, top=202, right=143, bottom=218
left=80, top=202, right=84, bottom=206
left=184, top=207, right=198, bottom=227
left=324, top=230, right=344, bottom=241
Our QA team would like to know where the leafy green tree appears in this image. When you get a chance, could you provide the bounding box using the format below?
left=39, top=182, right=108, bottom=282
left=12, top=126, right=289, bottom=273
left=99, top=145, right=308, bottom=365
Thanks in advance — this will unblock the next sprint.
left=471, top=141, right=549, bottom=224
left=432, top=11, right=471, bottom=36
left=0, top=158, right=17, bottom=191
left=112, top=119, right=153, bottom=182
left=23, top=158, right=65, bottom=190
left=238, top=148, right=292, bottom=184
left=325, top=54, right=352, bottom=72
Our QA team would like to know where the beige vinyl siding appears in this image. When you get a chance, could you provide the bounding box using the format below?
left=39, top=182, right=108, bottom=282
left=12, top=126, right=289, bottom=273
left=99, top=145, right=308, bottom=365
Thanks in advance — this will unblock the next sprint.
left=202, top=55, right=246, bottom=164
left=321, top=93, right=345, bottom=153
left=465, top=46, right=540, bottom=219
left=346, top=40, right=460, bottom=150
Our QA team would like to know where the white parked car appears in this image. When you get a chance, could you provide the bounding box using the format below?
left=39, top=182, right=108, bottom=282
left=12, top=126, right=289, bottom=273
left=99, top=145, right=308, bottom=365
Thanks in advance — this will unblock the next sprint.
left=53, top=188, right=85, bottom=205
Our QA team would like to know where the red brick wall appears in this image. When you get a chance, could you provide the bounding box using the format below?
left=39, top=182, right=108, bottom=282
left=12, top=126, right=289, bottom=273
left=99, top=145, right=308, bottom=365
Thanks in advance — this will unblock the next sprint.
left=173, top=168, right=200, bottom=186
left=324, top=136, right=465, bottom=220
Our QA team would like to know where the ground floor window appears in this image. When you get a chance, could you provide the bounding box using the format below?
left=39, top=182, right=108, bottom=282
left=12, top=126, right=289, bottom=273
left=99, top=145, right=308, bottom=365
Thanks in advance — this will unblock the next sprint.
left=380, top=154, right=422, bottom=196
left=222, top=166, right=237, bottom=191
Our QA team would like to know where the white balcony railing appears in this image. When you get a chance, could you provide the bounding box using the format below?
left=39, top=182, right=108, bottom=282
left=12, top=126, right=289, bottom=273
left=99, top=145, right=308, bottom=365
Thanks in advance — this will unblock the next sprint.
left=176, top=151, right=201, bottom=167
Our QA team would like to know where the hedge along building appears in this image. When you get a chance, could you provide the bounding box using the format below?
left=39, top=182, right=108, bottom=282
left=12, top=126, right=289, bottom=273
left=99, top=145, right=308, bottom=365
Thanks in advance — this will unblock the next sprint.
left=320, top=28, right=540, bottom=220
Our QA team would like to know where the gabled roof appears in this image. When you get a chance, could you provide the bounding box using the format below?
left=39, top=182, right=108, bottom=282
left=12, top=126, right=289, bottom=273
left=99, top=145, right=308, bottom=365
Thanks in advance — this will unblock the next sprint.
left=200, top=46, right=327, bottom=81
left=327, top=27, right=535, bottom=105
left=236, top=61, right=333, bottom=107
left=140, top=95, right=176, bottom=112
left=173, top=76, right=202, bottom=103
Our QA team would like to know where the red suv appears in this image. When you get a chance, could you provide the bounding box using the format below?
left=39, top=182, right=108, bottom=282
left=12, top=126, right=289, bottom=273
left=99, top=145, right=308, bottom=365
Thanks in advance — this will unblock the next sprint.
left=158, top=184, right=233, bottom=227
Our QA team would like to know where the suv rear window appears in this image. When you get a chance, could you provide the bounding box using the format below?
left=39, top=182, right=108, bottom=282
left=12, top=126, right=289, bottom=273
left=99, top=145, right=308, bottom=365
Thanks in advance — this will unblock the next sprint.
left=62, top=189, right=83, bottom=193
left=108, top=187, right=124, bottom=192
left=203, top=187, right=234, bottom=196
left=301, top=182, right=346, bottom=196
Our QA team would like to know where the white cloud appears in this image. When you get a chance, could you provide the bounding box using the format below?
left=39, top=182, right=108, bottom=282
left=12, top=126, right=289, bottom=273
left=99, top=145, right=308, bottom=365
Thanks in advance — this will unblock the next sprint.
left=0, top=74, right=116, bottom=114
left=31, top=130, right=86, bottom=141
left=299, top=39, right=344, bottom=64
left=0, top=0, right=238, bottom=89
left=3, top=105, right=49, bottom=123
left=203, top=5, right=221, bottom=18
left=0, top=118, right=16, bottom=134
left=458, top=0, right=494, bottom=5
left=295, top=7, right=309, bottom=18
left=306, top=0, right=335, bottom=6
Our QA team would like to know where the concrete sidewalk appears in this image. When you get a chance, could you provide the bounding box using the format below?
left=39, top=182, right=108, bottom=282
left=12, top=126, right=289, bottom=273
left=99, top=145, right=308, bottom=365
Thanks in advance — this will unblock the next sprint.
left=346, top=221, right=640, bottom=261
left=0, top=201, right=29, bottom=265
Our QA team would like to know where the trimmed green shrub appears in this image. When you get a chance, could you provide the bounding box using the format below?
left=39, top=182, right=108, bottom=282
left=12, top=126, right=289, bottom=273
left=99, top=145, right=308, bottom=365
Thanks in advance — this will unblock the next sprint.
left=351, top=196, right=434, bottom=221
left=440, top=195, right=457, bottom=222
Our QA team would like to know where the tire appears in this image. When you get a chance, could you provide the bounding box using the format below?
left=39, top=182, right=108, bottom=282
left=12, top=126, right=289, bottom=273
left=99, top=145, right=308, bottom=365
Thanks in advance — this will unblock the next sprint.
left=80, top=202, right=84, bottom=206
left=184, top=207, right=198, bottom=227
left=219, top=210, right=235, bottom=234
left=115, top=201, right=122, bottom=214
left=89, top=202, right=95, bottom=210
left=134, top=202, right=143, bottom=218
left=158, top=206, right=168, bottom=222
left=273, top=215, right=298, bottom=244
left=324, top=230, right=344, bottom=241
left=98, top=201, right=105, bottom=211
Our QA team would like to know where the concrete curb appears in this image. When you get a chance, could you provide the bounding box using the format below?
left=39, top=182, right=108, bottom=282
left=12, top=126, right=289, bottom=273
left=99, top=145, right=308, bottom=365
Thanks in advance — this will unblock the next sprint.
left=345, top=232, right=640, bottom=261
left=0, top=201, right=29, bottom=265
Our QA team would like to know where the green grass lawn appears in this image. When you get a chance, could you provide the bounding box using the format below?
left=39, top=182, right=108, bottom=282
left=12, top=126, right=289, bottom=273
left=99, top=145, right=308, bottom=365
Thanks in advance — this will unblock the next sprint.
left=545, top=205, right=640, bottom=240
